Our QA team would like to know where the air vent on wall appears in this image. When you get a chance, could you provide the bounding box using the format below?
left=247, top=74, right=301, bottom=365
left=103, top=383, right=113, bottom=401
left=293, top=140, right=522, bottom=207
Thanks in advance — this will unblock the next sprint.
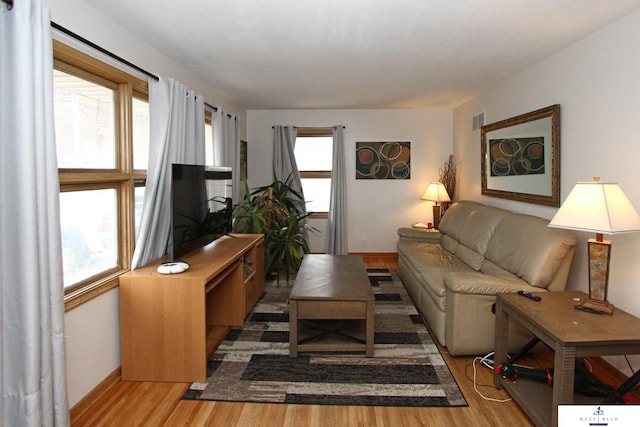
left=472, top=111, right=486, bottom=131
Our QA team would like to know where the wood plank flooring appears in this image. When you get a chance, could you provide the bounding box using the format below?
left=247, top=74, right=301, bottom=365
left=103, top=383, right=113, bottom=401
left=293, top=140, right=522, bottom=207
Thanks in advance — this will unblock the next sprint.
left=72, top=254, right=550, bottom=426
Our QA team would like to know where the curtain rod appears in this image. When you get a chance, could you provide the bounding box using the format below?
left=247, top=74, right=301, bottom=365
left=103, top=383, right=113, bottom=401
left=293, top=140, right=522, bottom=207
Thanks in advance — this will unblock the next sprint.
left=50, top=21, right=227, bottom=115
left=296, top=126, right=345, bottom=129
left=2, top=0, right=13, bottom=11
left=271, top=126, right=346, bottom=129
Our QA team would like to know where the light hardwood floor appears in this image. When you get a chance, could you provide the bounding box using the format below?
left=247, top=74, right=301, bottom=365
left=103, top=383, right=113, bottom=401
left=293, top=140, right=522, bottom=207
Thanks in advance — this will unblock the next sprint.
left=71, top=255, right=563, bottom=426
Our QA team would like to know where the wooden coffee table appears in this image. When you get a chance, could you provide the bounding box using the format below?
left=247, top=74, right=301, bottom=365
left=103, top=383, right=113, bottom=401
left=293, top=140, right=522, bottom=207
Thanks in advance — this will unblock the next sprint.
left=289, top=254, right=375, bottom=357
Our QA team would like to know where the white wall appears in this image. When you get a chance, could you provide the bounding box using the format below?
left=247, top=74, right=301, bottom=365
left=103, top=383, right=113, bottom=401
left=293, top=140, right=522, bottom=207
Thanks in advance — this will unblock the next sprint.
left=42, top=0, right=247, bottom=407
left=454, top=8, right=640, bottom=374
left=247, top=110, right=453, bottom=253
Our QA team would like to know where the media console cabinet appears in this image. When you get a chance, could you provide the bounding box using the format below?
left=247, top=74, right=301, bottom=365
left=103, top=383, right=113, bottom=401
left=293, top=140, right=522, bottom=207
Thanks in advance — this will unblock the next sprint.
left=119, top=233, right=264, bottom=382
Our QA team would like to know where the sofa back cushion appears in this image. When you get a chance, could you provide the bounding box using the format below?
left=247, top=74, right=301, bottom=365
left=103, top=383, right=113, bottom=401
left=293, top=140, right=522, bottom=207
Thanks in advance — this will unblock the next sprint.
left=480, top=259, right=518, bottom=278
left=438, top=201, right=482, bottom=241
left=439, top=202, right=509, bottom=270
left=457, top=205, right=510, bottom=254
left=484, top=214, right=579, bottom=288
left=441, top=234, right=459, bottom=254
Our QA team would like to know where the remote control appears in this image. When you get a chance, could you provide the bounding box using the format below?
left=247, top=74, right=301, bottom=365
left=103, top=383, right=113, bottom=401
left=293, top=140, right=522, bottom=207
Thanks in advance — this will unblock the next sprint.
left=517, top=290, right=541, bottom=301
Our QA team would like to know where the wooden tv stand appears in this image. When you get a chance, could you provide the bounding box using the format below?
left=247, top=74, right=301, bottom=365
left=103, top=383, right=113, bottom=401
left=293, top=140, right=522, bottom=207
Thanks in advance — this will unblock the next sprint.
left=119, top=234, right=264, bottom=382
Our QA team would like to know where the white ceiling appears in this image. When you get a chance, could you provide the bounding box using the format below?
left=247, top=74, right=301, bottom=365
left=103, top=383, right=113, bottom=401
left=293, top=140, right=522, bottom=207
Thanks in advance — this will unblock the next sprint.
left=88, top=0, right=640, bottom=110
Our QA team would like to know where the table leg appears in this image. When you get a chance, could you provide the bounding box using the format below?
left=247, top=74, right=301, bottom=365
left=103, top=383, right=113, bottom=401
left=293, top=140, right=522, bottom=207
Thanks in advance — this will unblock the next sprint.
left=289, top=300, right=298, bottom=358
left=552, top=346, right=576, bottom=426
left=494, top=298, right=509, bottom=389
left=366, top=300, right=374, bottom=357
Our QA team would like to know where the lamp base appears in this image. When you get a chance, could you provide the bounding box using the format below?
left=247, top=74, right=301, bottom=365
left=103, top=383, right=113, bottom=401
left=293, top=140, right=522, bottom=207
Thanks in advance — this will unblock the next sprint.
left=432, top=204, right=442, bottom=229
left=575, top=297, right=614, bottom=315
left=588, top=237, right=612, bottom=301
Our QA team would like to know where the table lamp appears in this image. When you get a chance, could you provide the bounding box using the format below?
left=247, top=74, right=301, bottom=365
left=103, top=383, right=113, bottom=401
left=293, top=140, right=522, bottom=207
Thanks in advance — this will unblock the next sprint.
left=421, top=182, right=451, bottom=229
left=548, top=177, right=640, bottom=314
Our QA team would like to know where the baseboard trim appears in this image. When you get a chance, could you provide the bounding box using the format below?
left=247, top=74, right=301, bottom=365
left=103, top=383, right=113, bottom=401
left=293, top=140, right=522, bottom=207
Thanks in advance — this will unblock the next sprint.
left=70, top=367, right=121, bottom=423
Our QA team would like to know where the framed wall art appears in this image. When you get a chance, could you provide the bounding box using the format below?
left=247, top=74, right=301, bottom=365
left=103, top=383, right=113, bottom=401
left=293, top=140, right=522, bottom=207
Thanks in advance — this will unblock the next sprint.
left=481, top=104, right=560, bottom=207
left=356, top=141, right=411, bottom=180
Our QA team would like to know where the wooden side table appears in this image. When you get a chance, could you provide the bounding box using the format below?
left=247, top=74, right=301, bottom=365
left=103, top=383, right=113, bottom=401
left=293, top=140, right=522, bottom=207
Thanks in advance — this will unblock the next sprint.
left=494, top=291, right=640, bottom=427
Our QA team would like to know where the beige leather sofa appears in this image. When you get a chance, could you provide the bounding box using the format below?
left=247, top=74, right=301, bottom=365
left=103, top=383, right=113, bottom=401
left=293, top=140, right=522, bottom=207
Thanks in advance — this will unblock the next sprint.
left=397, top=200, right=578, bottom=356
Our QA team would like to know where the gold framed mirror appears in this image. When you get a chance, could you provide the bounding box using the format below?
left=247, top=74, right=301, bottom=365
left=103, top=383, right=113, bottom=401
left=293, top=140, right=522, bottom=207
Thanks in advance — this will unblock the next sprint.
left=481, top=104, right=560, bottom=207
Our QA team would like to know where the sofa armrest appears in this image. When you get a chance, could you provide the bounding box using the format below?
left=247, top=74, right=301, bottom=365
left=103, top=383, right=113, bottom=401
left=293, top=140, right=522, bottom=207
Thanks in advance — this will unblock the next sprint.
left=444, top=272, right=546, bottom=295
left=445, top=273, right=538, bottom=356
left=397, top=227, right=442, bottom=243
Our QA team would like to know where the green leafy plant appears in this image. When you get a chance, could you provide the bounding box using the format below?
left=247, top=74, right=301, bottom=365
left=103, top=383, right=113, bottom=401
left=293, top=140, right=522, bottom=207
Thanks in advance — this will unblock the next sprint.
left=233, top=172, right=316, bottom=284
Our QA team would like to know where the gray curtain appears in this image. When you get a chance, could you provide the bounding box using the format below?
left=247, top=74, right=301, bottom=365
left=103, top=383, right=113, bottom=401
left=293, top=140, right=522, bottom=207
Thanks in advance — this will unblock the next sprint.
left=213, top=108, right=240, bottom=203
left=131, top=77, right=205, bottom=269
left=1, top=0, right=70, bottom=425
left=272, top=125, right=304, bottom=202
left=325, top=126, right=348, bottom=254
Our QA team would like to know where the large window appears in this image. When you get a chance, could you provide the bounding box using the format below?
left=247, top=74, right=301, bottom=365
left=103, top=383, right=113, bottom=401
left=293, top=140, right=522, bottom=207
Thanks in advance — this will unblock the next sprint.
left=205, top=117, right=214, bottom=166
left=294, top=129, right=333, bottom=216
left=54, top=41, right=148, bottom=310
left=53, top=70, right=116, bottom=168
left=132, top=96, right=150, bottom=171
left=132, top=96, right=150, bottom=237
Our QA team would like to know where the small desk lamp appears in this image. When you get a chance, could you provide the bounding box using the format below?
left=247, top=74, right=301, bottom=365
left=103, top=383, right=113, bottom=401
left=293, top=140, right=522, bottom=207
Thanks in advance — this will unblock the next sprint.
left=421, top=182, right=451, bottom=229
left=548, top=177, right=640, bottom=314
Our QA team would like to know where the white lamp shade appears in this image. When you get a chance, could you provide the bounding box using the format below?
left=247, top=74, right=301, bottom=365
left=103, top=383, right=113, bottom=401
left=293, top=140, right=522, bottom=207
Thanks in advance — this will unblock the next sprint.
left=548, top=181, right=640, bottom=234
left=421, top=182, right=451, bottom=203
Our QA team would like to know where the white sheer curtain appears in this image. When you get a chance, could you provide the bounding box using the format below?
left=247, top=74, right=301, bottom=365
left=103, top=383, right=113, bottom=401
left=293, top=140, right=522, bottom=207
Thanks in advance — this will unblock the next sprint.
left=131, top=77, right=205, bottom=269
left=213, top=108, right=240, bottom=202
left=272, top=125, right=304, bottom=200
left=325, top=126, right=348, bottom=254
left=1, top=1, right=69, bottom=425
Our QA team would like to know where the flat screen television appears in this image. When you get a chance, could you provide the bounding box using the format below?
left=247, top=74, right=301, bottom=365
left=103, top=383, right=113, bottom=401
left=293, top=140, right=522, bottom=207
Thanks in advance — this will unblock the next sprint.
left=169, top=163, right=233, bottom=263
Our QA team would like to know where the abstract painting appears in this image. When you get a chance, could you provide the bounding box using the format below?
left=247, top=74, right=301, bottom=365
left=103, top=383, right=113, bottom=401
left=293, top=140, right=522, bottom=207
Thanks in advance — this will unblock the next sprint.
left=356, top=141, right=410, bottom=180
left=488, top=137, right=545, bottom=176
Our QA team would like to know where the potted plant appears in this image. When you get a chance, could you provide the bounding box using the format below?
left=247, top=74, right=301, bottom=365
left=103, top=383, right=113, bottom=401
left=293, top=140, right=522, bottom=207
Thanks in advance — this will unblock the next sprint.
left=233, top=172, right=316, bottom=285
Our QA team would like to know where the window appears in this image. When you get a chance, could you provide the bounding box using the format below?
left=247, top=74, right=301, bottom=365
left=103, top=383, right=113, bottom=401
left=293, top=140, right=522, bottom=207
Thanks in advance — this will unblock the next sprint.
left=132, top=97, right=150, bottom=171
left=132, top=96, right=150, bottom=237
left=294, top=129, right=333, bottom=216
left=59, top=189, right=117, bottom=284
left=53, top=70, right=116, bottom=169
left=205, top=114, right=214, bottom=166
left=54, top=40, right=149, bottom=310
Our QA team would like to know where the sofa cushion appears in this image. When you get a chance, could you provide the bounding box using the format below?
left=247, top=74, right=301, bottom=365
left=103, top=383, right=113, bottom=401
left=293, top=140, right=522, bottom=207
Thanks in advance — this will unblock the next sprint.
left=438, top=201, right=482, bottom=241
left=439, top=203, right=511, bottom=271
left=397, top=240, right=474, bottom=311
left=485, top=214, right=579, bottom=288
left=480, top=258, right=518, bottom=278
left=441, top=234, right=458, bottom=254
left=454, top=244, right=484, bottom=270
left=457, top=205, right=510, bottom=255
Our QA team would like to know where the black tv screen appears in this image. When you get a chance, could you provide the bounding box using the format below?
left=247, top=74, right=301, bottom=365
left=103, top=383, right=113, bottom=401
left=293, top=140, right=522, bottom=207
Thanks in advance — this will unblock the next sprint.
left=169, top=164, right=232, bottom=262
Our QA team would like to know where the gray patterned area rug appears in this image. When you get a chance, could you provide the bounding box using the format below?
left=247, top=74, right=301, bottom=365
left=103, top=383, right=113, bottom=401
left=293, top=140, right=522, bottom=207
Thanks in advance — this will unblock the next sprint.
left=182, top=269, right=467, bottom=407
